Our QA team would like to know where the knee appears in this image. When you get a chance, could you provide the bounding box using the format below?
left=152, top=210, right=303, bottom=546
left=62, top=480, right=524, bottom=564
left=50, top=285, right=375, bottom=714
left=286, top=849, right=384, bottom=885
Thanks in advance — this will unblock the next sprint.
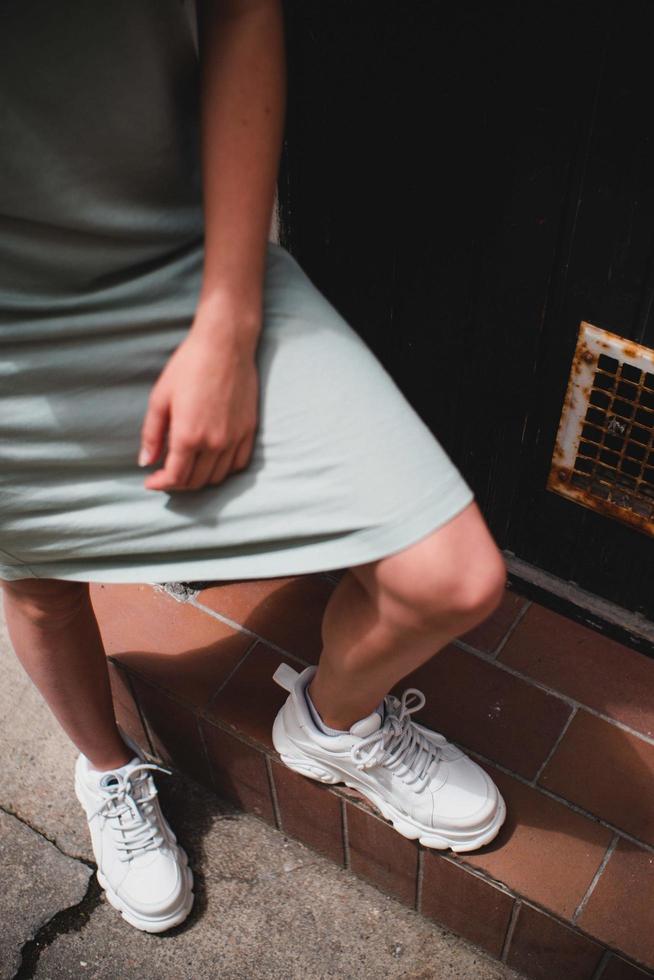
left=1, top=578, right=89, bottom=630
left=440, top=549, right=507, bottom=631
left=378, top=547, right=507, bottom=637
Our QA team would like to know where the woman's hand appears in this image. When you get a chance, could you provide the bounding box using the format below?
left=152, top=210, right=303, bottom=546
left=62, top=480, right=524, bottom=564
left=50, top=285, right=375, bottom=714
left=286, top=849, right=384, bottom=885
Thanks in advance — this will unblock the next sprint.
left=138, top=322, right=260, bottom=492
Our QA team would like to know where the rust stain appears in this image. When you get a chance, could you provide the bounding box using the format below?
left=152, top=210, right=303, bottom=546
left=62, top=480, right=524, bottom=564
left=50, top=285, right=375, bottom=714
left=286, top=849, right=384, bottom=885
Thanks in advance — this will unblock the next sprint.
left=571, top=342, right=594, bottom=377
left=547, top=320, right=654, bottom=538
left=549, top=481, right=654, bottom=536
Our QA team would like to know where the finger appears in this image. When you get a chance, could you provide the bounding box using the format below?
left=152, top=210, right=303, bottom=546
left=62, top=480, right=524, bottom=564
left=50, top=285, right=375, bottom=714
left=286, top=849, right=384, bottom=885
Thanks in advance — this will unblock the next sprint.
left=231, top=433, right=255, bottom=473
left=139, top=392, right=169, bottom=467
left=185, top=449, right=223, bottom=490
left=208, top=445, right=238, bottom=486
left=144, top=446, right=196, bottom=491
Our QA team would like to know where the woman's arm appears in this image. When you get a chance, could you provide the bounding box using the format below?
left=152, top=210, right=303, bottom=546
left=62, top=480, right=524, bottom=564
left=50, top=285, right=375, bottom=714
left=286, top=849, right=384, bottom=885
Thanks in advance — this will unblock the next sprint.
left=193, top=0, right=286, bottom=339
left=139, top=0, right=286, bottom=492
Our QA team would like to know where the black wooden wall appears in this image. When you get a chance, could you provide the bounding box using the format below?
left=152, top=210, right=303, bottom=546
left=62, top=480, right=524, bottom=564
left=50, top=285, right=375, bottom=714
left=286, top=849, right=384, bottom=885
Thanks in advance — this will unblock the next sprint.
left=278, top=0, right=654, bottom=620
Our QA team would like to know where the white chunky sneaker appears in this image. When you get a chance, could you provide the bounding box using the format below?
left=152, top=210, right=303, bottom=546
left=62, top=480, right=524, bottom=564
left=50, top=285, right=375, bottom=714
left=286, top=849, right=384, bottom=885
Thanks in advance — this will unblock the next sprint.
left=272, top=663, right=506, bottom=853
left=74, top=753, right=194, bottom=933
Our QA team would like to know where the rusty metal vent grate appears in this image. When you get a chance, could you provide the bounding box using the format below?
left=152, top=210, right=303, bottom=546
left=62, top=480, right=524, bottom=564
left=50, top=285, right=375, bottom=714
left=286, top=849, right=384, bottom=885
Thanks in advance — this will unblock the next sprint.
left=548, top=321, right=654, bottom=535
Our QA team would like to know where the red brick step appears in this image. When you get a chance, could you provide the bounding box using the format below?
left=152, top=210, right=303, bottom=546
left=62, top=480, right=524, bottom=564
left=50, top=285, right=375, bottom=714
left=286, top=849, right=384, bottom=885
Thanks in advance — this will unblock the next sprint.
left=93, top=578, right=654, bottom=980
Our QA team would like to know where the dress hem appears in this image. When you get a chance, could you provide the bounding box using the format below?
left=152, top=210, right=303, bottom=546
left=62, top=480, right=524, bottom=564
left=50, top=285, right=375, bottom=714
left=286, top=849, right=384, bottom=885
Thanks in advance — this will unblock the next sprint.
left=0, top=481, right=475, bottom=584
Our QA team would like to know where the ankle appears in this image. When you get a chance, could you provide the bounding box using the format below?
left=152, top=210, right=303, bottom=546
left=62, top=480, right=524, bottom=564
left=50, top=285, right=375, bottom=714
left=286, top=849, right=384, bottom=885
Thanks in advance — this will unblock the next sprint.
left=307, top=679, right=383, bottom=732
left=306, top=680, right=351, bottom=730
left=305, top=682, right=347, bottom=734
left=85, top=744, right=135, bottom=773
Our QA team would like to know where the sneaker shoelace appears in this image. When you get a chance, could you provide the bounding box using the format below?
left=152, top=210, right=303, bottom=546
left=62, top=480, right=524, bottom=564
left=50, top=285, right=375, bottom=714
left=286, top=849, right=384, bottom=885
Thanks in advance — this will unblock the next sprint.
left=350, top=689, right=442, bottom=787
left=88, top=762, right=171, bottom=862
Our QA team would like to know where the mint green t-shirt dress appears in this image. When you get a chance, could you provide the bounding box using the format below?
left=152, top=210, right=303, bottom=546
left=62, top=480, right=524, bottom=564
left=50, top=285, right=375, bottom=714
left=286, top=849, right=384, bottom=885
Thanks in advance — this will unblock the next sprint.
left=0, top=0, right=474, bottom=584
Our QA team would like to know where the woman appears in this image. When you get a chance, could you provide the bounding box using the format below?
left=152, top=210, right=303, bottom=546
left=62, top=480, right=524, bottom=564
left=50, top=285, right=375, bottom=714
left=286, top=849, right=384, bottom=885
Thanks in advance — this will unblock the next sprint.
left=0, top=0, right=507, bottom=934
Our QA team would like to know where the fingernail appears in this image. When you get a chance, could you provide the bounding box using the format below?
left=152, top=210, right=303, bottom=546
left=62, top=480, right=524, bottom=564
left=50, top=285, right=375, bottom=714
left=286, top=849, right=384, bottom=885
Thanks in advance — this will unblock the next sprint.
left=138, top=448, right=150, bottom=467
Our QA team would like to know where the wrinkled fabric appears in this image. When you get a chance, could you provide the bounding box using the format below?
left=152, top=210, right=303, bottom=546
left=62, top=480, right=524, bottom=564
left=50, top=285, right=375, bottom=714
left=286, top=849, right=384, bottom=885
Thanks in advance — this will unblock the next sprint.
left=0, top=0, right=473, bottom=582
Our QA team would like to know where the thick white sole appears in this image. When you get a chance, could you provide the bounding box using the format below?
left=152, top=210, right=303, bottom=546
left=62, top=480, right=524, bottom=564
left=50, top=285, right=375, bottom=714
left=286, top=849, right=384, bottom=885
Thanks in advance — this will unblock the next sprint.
left=74, top=775, right=195, bottom=933
left=96, top=861, right=194, bottom=934
left=273, top=709, right=507, bottom=854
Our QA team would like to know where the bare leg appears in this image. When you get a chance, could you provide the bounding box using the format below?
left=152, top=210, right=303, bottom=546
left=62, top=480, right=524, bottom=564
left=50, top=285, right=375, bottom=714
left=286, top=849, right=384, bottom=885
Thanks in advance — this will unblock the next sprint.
left=1, top=578, right=132, bottom=771
left=309, top=501, right=506, bottom=730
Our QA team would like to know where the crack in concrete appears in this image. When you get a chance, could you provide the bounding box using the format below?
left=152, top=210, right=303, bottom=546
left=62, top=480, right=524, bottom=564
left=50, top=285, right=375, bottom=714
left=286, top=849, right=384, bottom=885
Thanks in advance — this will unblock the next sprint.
left=4, top=797, right=319, bottom=978
left=0, top=802, right=94, bottom=867
left=11, top=857, right=320, bottom=978
left=0, top=802, right=101, bottom=977
left=13, top=874, right=102, bottom=980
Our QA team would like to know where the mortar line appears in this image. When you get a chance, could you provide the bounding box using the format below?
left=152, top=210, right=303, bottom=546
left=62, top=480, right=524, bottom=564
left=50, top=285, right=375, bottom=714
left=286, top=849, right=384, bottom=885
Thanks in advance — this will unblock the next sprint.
left=532, top=706, right=578, bottom=785
left=435, top=846, right=631, bottom=962
left=118, top=659, right=288, bottom=729
left=204, top=637, right=260, bottom=711
left=436, top=851, right=517, bottom=899
left=573, top=834, right=619, bottom=923
left=415, top=847, right=424, bottom=913
left=138, top=709, right=162, bottom=768
left=510, top=894, right=654, bottom=978
left=491, top=598, right=533, bottom=659
left=121, top=662, right=156, bottom=757
left=453, top=639, right=654, bottom=747
left=195, top=713, right=216, bottom=794
left=188, top=596, right=313, bottom=666
left=590, top=948, right=612, bottom=980
left=338, top=792, right=518, bottom=901
left=265, top=754, right=283, bottom=831
left=462, top=744, right=654, bottom=855
left=500, top=899, right=521, bottom=963
left=341, top=798, right=350, bottom=871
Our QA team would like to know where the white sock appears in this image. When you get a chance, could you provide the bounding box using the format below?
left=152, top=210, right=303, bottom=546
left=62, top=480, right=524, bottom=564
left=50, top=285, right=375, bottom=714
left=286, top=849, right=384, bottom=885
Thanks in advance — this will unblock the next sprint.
left=304, top=686, right=384, bottom=737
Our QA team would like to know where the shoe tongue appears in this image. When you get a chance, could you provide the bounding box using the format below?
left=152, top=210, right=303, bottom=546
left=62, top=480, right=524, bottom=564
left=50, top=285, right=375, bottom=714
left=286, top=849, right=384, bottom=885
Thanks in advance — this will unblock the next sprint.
left=350, top=711, right=383, bottom=737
